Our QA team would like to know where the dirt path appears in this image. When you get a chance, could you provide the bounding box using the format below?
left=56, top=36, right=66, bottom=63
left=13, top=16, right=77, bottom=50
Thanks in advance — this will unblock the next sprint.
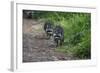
left=23, top=18, right=72, bottom=62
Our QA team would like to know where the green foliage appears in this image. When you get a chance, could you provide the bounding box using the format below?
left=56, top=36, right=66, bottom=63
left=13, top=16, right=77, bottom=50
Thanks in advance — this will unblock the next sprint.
left=32, top=11, right=91, bottom=59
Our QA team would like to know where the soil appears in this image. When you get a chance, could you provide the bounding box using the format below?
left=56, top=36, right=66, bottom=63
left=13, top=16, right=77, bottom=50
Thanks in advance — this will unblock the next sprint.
left=23, top=18, right=73, bottom=62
